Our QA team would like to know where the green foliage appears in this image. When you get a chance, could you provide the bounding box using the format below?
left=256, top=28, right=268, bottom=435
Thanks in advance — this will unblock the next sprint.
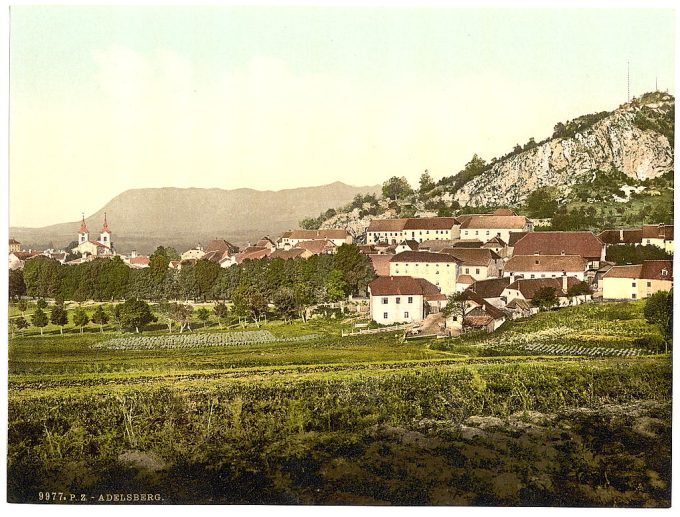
left=91, top=305, right=109, bottom=332
left=634, top=105, right=674, bottom=146
left=9, top=269, right=26, bottom=300
left=11, top=316, right=29, bottom=336
left=49, top=305, right=68, bottom=333
left=552, top=111, right=609, bottom=139
left=439, top=154, right=488, bottom=195
left=524, top=187, right=560, bottom=219
left=17, top=299, right=28, bottom=314
left=36, top=299, right=48, bottom=310
left=299, top=216, right=322, bottom=230
left=606, top=244, right=673, bottom=265
left=643, top=291, right=673, bottom=350
left=118, top=299, right=157, bottom=333
left=382, top=176, right=414, bottom=200
left=194, top=259, right=221, bottom=301
left=333, top=244, right=375, bottom=296
left=567, top=281, right=593, bottom=297
left=213, top=302, right=229, bottom=328
left=418, top=170, right=435, bottom=196
left=531, top=287, right=559, bottom=310
left=30, top=307, right=48, bottom=334
left=324, top=269, right=347, bottom=302
left=441, top=292, right=466, bottom=321
left=72, top=308, right=90, bottom=332
left=196, top=307, right=211, bottom=327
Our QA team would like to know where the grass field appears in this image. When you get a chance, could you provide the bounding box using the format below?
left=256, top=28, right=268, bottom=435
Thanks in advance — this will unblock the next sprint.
left=7, top=300, right=672, bottom=506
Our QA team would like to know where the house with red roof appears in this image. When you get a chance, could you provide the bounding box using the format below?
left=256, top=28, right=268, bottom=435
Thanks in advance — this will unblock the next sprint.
left=504, top=255, right=588, bottom=281
left=641, top=224, right=674, bottom=253
left=602, top=260, right=672, bottom=300
left=277, top=229, right=352, bottom=250
left=457, top=209, right=532, bottom=244
left=368, top=276, right=446, bottom=325
left=366, top=217, right=461, bottom=245
left=389, top=251, right=461, bottom=295
left=511, top=231, right=606, bottom=270
left=9, top=239, right=21, bottom=253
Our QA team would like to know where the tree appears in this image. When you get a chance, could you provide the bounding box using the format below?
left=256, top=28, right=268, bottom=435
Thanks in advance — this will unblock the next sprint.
left=324, top=269, right=347, bottom=302
left=567, top=281, right=592, bottom=297
left=382, top=176, right=414, bottom=200
left=118, top=299, right=157, bottom=333
left=531, top=287, right=559, bottom=310
left=31, top=307, right=49, bottom=336
left=644, top=291, right=673, bottom=353
left=232, top=284, right=268, bottom=326
left=72, top=308, right=90, bottom=333
left=50, top=304, right=69, bottom=335
left=197, top=307, right=211, bottom=328
left=148, top=246, right=170, bottom=289
left=10, top=316, right=29, bottom=338
left=194, top=259, right=221, bottom=301
left=442, top=292, right=467, bottom=327
left=36, top=298, right=48, bottom=310
left=9, top=269, right=26, bottom=300
left=91, top=305, right=109, bottom=333
left=333, top=244, right=375, bottom=296
left=273, top=287, right=297, bottom=322
left=293, top=282, right=315, bottom=322
left=213, top=302, right=229, bottom=329
left=17, top=299, right=28, bottom=316
left=299, top=217, right=322, bottom=230
left=524, top=187, right=560, bottom=219
left=171, top=303, right=194, bottom=332
left=419, top=170, right=435, bottom=195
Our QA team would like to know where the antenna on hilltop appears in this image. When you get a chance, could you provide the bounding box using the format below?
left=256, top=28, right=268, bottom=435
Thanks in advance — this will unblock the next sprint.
left=627, top=61, right=630, bottom=101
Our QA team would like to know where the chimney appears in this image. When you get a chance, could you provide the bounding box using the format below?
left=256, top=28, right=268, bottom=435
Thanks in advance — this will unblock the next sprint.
left=560, top=250, right=565, bottom=256
left=562, top=272, right=568, bottom=293
left=619, top=229, right=624, bottom=241
left=131, top=249, right=137, bottom=258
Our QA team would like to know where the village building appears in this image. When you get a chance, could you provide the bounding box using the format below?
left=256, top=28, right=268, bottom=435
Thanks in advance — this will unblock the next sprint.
left=369, top=254, right=392, bottom=277
left=389, top=251, right=461, bottom=295
left=440, top=248, right=504, bottom=281
left=601, top=260, right=673, bottom=301
left=8, top=251, right=41, bottom=270
left=511, top=231, right=605, bottom=271
left=269, top=248, right=314, bottom=260
left=394, top=240, right=420, bottom=254
left=368, top=275, right=446, bottom=325
left=455, top=274, right=475, bottom=293
left=598, top=228, right=643, bottom=247
left=464, top=277, right=512, bottom=308
left=278, top=229, right=352, bottom=249
left=365, top=217, right=460, bottom=245
left=296, top=239, right=337, bottom=255
left=481, top=236, right=508, bottom=257
left=641, top=224, right=674, bottom=253
left=504, top=255, right=588, bottom=281
left=9, top=239, right=21, bottom=253
left=500, top=277, right=589, bottom=308
left=181, top=244, right=205, bottom=261
left=236, top=246, right=272, bottom=264
left=457, top=210, right=532, bottom=243
left=72, top=213, right=115, bottom=258
left=201, top=239, right=240, bottom=267
left=458, top=291, right=507, bottom=333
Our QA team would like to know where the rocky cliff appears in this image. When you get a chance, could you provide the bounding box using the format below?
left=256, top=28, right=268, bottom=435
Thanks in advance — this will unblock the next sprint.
left=454, top=93, right=674, bottom=207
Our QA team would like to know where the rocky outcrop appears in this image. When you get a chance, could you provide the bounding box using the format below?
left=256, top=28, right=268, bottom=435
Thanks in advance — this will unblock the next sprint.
left=454, top=95, right=674, bottom=207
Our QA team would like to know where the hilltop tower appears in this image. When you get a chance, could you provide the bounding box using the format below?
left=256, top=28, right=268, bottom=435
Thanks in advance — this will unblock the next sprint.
left=78, top=213, right=89, bottom=244
left=99, top=212, right=112, bottom=250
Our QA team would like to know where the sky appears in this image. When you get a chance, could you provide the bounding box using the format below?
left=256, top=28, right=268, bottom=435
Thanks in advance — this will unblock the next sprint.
left=9, top=6, right=676, bottom=228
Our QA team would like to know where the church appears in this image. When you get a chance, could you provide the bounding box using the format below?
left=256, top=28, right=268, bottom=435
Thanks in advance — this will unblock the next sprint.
left=72, top=213, right=115, bottom=257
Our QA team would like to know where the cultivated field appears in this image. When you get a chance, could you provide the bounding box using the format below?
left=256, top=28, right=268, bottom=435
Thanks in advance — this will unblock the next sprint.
left=8, top=301, right=672, bottom=506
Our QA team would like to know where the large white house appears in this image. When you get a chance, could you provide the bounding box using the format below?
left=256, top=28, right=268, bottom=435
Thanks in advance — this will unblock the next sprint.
left=389, top=251, right=461, bottom=295
left=511, top=231, right=605, bottom=270
left=368, top=275, right=446, bottom=325
left=601, top=260, right=673, bottom=300
left=457, top=210, right=532, bottom=244
left=440, top=248, right=504, bottom=281
left=278, top=229, right=352, bottom=249
left=641, top=224, right=674, bottom=253
left=366, top=217, right=460, bottom=244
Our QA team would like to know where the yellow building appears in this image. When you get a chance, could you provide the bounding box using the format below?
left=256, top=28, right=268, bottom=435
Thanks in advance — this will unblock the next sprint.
left=642, top=224, right=674, bottom=254
left=602, top=260, right=673, bottom=300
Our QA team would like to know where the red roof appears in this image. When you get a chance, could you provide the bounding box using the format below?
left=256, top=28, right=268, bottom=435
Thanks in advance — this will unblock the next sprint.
left=403, top=217, right=459, bottom=230
left=369, top=254, right=392, bottom=276
left=512, top=231, right=604, bottom=260
left=366, top=219, right=408, bottom=232
left=369, top=276, right=443, bottom=297
left=129, top=256, right=150, bottom=265
left=459, top=215, right=528, bottom=230
left=440, top=248, right=501, bottom=266
left=603, top=260, right=672, bottom=281
left=598, top=229, right=643, bottom=245
left=642, top=224, right=674, bottom=240
left=287, top=229, right=349, bottom=240
left=505, top=255, right=588, bottom=273
left=390, top=251, right=462, bottom=264
left=504, top=277, right=581, bottom=299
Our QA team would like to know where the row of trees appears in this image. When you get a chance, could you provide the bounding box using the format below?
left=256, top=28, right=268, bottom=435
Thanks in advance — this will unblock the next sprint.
left=11, top=244, right=375, bottom=317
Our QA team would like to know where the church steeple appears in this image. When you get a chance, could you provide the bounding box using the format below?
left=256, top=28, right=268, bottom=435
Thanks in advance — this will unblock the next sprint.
left=99, top=212, right=112, bottom=250
left=78, top=213, right=89, bottom=244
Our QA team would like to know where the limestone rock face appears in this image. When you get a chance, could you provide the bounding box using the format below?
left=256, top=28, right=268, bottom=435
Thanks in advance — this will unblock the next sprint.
left=454, top=96, right=674, bottom=207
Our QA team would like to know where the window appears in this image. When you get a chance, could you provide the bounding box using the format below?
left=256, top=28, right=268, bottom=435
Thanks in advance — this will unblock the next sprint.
left=404, top=311, right=409, bottom=318
left=396, top=297, right=401, bottom=304
left=530, top=274, right=535, bottom=279
left=475, top=230, right=479, bottom=236
left=632, top=282, right=636, bottom=287
left=382, top=297, right=388, bottom=304
left=465, top=268, right=469, bottom=274
left=486, top=230, right=490, bottom=236
left=408, top=297, right=413, bottom=304
left=475, top=268, right=480, bottom=275
left=647, top=281, right=652, bottom=287
left=383, top=312, right=388, bottom=319
left=632, top=294, right=637, bottom=299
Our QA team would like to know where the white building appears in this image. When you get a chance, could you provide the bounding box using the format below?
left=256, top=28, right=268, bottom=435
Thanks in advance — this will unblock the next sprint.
left=72, top=213, right=115, bottom=257
left=389, top=251, right=461, bottom=295
left=368, top=275, right=446, bottom=325
left=504, top=255, right=588, bottom=281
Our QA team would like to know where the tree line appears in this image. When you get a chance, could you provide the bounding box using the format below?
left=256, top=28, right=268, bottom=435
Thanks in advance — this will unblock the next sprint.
left=10, top=244, right=376, bottom=307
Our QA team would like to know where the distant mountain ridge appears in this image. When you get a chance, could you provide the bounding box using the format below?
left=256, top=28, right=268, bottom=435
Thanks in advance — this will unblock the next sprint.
left=10, top=182, right=380, bottom=254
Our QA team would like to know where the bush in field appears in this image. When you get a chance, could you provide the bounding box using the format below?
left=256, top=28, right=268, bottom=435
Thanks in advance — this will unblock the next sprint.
left=9, top=317, right=29, bottom=338
left=213, top=302, right=229, bottom=328
left=197, top=308, right=211, bottom=328
left=49, top=305, right=68, bottom=335
left=91, top=305, right=109, bottom=332
left=118, top=299, right=157, bottom=333
left=72, top=308, right=90, bottom=333
left=31, top=308, right=48, bottom=336
left=36, top=299, right=47, bottom=310
left=644, top=291, right=673, bottom=352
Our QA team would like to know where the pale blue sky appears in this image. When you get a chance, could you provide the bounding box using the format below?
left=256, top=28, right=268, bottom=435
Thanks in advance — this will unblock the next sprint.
left=10, top=7, right=675, bottom=227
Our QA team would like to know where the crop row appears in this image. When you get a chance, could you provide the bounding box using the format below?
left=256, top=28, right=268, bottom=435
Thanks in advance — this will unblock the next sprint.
left=91, top=331, right=320, bottom=350
left=520, top=342, right=647, bottom=357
